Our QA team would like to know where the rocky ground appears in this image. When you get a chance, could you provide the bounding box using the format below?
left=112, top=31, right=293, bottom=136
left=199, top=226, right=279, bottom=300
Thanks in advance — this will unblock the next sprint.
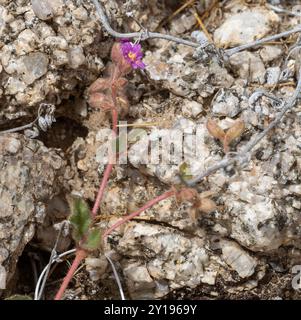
left=1, top=0, right=301, bottom=300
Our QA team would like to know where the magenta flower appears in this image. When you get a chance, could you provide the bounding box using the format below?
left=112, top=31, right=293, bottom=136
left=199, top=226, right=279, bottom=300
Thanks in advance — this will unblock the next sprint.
left=121, top=41, right=146, bottom=69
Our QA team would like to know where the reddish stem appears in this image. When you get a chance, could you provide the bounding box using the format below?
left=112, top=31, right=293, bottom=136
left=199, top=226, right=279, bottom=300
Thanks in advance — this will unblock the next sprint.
left=55, top=86, right=119, bottom=300
left=91, top=163, right=114, bottom=218
left=54, top=249, right=86, bottom=300
left=103, top=189, right=175, bottom=240
left=91, top=108, right=118, bottom=218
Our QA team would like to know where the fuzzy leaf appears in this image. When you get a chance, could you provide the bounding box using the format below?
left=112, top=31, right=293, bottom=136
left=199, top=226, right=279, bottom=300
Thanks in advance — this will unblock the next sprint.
left=5, top=295, right=32, bottom=300
left=88, top=78, right=109, bottom=94
left=69, top=197, right=92, bottom=242
left=82, top=228, right=102, bottom=251
left=206, top=119, right=225, bottom=141
left=223, top=119, right=245, bottom=153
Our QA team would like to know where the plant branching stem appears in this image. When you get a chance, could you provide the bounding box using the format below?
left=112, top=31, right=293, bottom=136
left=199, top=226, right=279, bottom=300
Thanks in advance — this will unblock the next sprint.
left=92, top=163, right=114, bottom=218
left=55, top=83, right=119, bottom=299
left=54, top=1, right=301, bottom=300
left=103, top=189, right=175, bottom=240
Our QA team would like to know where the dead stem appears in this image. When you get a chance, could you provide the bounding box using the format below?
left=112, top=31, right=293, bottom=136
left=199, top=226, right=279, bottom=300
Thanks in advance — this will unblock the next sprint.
left=185, top=67, right=301, bottom=187
left=193, top=10, right=213, bottom=43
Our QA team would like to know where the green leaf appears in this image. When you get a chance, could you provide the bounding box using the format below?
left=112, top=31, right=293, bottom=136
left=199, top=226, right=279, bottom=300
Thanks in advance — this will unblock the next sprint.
left=5, top=295, right=32, bottom=300
left=68, top=197, right=92, bottom=242
left=82, top=228, right=102, bottom=251
left=179, top=162, right=193, bottom=181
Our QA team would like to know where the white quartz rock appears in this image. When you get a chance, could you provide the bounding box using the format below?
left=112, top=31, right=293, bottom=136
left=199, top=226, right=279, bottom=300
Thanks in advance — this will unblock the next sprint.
left=18, top=52, right=49, bottom=85
left=31, top=0, right=54, bottom=21
left=214, top=9, right=280, bottom=47
left=221, top=240, right=257, bottom=278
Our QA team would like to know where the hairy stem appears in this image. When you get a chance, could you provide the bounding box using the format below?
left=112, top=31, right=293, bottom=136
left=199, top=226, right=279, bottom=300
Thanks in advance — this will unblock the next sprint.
left=91, top=106, right=118, bottom=218
left=103, top=189, right=175, bottom=240
left=91, top=163, right=114, bottom=218
left=54, top=249, right=86, bottom=300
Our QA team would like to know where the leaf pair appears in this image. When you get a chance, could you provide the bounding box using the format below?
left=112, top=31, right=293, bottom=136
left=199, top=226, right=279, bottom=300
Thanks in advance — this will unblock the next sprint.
left=173, top=185, right=217, bottom=221
left=88, top=73, right=129, bottom=115
left=207, top=118, right=245, bottom=153
left=69, top=197, right=102, bottom=251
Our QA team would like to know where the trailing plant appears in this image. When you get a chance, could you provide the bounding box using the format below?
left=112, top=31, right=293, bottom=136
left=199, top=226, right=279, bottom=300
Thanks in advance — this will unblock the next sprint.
left=54, top=40, right=205, bottom=299
left=54, top=2, right=301, bottom=299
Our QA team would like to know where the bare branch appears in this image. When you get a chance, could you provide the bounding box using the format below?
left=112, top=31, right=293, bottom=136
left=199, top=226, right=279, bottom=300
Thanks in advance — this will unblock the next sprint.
left=91, top=0, right=301, bottom=58
left=268, top=4, right=301, bottom=18
left=36, top=222, right=67, bottom=300
left=34, top=249, right=76, bottom=300
left=105, top=252, right=126, bottom=300
left=91, top=0, right=199, bottom=48
left=0, top=103, right=55, bottom=136
left=224, top=26, right=301, bottom=57
left=186, top=67, right=301, bottom=187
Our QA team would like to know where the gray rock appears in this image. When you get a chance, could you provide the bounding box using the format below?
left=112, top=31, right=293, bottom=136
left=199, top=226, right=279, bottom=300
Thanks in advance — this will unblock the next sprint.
left=19, top=52, right=49, bottom=85
left=182, top=100, right=203, bottom=118
left=127, top=118, right=216, bottom=185
left=260, top=45, right=283, bottom=63
left=0, top=0, right=105, bottom=119
left=0, top=134, right=65, bottom=292
left=31, top=0, right=54, bottom=21
left=212, top=89, right=240, bottom=118
left=115, top=222, right=209, bottom=298
left=68, top=47, right=86, bottom=69
left=123, top=263, right=156, bottom=299
left=266, top=67, right=281, bottom=85
left=229, top=51, right=266, bottom=84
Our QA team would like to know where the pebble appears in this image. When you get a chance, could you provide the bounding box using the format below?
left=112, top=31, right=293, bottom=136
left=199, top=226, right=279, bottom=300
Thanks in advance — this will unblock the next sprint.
left=18, top=52, right=49, bottom=85
left=266, top=67, right=281, bottom=85
left=0, top=266, right=6, bottom=290
left=31, top=0, right=54, bottom=21
left=229, top=51, right=266, bottom=83
left=5, top=77, right=26, bottom=95
left=68, top=47, right=86, bottom=69
left=260, top=45, right=283, bottom=63
left=214, top=9, right=280, bottom=47
left=5, top=137, right=21, bottom=154
left=221, top=240, right=257, bottom=278
left=182, top=99, right=203, bottom=118
left=212, top=89, right=240, bottom=118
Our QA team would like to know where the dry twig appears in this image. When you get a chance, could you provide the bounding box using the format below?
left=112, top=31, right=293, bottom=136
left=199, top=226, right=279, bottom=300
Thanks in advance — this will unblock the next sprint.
left=185, top=66, right=301, bottom=187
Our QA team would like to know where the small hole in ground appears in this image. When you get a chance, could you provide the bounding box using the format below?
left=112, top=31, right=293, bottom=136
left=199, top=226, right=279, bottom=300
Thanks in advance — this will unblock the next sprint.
left=39, top=116, right=88, bottom=151
left=9, top=243, right=73, bottom=299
